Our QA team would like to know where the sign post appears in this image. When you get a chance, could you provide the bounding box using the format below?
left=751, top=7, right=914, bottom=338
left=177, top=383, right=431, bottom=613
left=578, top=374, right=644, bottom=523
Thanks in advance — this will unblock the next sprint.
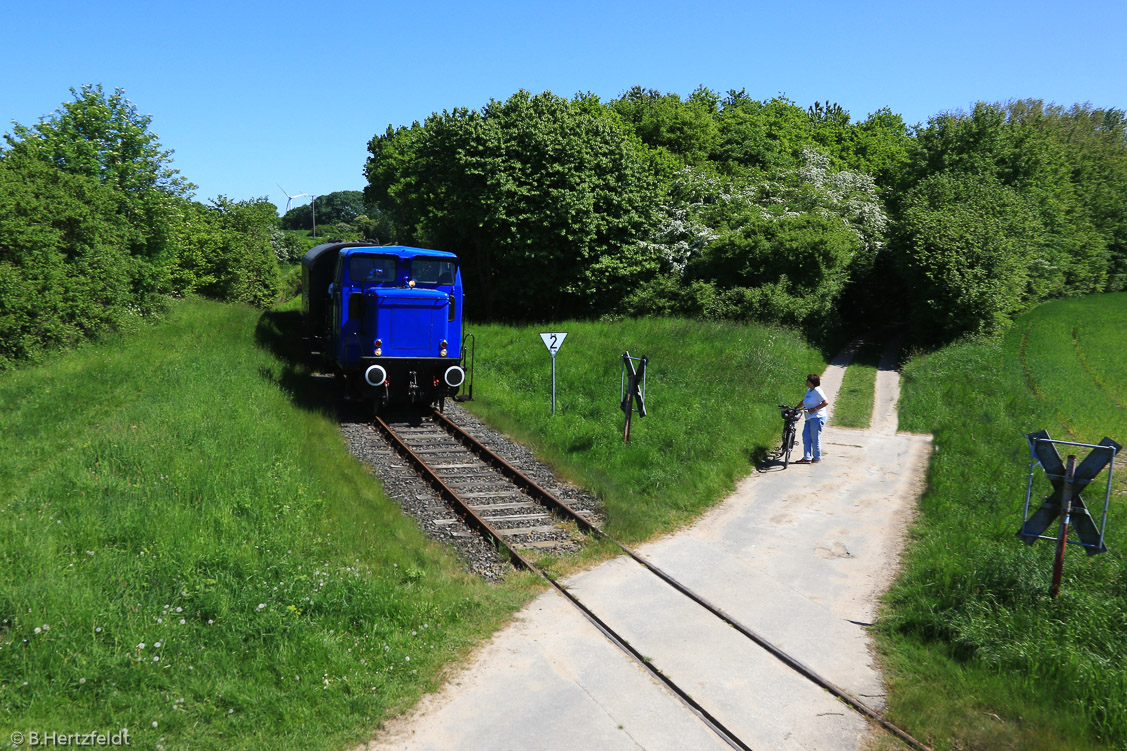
left=620, top=352, right=648, bottom=443
left=539, top=332, right=567, bottom=415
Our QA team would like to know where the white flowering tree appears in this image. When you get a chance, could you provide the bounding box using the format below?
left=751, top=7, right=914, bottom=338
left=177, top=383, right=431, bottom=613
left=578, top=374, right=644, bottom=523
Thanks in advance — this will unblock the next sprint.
left=625, top=148, right=889, bottom=330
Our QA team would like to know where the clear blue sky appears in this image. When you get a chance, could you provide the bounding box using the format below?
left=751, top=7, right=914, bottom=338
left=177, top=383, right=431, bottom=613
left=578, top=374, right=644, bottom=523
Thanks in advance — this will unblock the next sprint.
left=4, top=0, right=1124, bottom=211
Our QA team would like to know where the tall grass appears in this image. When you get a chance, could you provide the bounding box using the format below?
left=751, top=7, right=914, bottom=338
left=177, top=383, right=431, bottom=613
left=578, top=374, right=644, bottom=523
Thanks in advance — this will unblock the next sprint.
left=884, top=292, right=1127, bottom=750
left=461, top=317, right=826, bottom=540
left=0, top=297, right=534, bottom=750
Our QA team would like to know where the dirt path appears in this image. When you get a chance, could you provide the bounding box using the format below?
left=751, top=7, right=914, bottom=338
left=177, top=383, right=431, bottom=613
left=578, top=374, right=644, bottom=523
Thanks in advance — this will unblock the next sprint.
left=361, top=344, right=932, bottom=751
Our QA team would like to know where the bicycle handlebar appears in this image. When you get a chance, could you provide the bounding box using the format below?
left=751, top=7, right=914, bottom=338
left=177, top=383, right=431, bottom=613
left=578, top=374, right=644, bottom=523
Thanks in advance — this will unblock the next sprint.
left=777, top=404, right=802, bottom=422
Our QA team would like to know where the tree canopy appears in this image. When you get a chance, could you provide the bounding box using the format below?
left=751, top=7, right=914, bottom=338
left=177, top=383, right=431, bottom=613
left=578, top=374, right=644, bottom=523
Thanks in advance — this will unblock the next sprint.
left=365, top=90, right=660, bottom=319
left=0, top=86, right=280, bottom=368
left=365, top=89, right=1126, bottom=342
left=5, top=83, right=1127, bottom=368
left=281, top=190, right=366, bottom=234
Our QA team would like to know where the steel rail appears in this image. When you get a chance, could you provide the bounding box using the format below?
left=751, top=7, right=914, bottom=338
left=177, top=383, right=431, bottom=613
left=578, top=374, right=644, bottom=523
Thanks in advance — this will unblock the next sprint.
left=428, top=408, right=934, bottom=751
left=375, top=412, right=752, bottom=750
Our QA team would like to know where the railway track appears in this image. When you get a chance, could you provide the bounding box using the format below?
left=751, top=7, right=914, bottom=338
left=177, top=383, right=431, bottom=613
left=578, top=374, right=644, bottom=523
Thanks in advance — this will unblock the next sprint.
left=374, top=407, right=931, bottom=751
left=375, top=409, right=593, bottom=559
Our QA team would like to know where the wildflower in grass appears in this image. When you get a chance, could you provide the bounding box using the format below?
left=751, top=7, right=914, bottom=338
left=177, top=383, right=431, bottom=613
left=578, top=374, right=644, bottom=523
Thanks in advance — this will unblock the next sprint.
left=95, top=627, right=102, bottom=633
left=34, top=627, right=41, bottom=634
left=138, top=642, right=146, bottom=650
left=154, top=642, right=161, bottom=648
left=179, top=619, right=185, bottom=625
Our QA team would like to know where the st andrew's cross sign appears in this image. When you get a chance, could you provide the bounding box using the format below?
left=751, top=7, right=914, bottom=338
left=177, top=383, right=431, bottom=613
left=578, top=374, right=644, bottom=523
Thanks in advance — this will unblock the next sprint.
left=1018, top=430, right=1120, bottom=555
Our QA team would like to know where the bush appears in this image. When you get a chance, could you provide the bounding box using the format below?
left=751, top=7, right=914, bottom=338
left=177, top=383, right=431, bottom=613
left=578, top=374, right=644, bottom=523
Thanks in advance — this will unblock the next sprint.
left=170, top=198, right=280, bottom=307
left=0, top=157, right=141, bottom=368
left=895, top=172, right=1042, bottom=340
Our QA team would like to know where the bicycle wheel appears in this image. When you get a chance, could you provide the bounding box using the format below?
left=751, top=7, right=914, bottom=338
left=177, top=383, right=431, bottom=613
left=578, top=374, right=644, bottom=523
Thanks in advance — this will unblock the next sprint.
left=782, top=422, right=796, bottom=468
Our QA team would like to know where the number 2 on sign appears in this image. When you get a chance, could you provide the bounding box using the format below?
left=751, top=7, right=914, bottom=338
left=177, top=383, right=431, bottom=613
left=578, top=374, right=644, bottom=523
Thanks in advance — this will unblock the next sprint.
left=540, top=332, right=567, bottom=354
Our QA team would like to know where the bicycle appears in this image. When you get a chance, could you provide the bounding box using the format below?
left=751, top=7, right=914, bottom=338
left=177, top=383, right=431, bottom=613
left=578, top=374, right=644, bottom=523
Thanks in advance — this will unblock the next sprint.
left=777, top=405, right=803, bottom=468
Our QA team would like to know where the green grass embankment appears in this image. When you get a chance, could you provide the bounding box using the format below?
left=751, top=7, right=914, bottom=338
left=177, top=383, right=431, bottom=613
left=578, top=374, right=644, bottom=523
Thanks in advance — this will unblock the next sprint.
left=461, top=317, right=826, bottom=540
left=882, top=292, right=1127, bottom=751
left=0, top=297, right=536, bottom=750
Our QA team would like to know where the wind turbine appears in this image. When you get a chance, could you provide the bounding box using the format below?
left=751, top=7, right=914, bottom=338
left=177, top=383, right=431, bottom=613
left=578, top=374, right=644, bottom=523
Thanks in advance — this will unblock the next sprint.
left=276, top=184, right=309, bottom=214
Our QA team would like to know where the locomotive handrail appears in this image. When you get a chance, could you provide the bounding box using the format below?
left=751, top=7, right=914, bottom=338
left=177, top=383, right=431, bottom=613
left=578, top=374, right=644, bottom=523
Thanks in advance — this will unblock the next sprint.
left=367, top=291, right=449, bottom=302
left=457, top=333, right=475, bottom=402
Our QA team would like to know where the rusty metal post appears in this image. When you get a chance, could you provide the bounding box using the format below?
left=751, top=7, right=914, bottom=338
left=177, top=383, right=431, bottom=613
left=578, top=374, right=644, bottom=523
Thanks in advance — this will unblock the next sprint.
left=1050, top=455, right=1077, bottom=598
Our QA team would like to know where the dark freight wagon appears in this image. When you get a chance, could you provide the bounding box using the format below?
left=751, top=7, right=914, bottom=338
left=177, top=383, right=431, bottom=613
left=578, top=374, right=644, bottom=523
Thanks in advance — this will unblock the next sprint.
left=302, top=241, right=465, bottom=410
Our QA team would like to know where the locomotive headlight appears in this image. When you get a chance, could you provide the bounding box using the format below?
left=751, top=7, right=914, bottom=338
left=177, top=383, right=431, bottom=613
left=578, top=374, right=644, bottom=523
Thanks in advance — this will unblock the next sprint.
left=375, top=348, right=382, bottom=357
left=440, top=349, right=447, bottom=357
left=408, top=279, right=416, bottom=288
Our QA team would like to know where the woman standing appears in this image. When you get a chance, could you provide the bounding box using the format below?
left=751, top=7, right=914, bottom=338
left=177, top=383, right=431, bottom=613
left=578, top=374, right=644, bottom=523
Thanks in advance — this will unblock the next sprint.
left=793, top=374, right=829, bottom=464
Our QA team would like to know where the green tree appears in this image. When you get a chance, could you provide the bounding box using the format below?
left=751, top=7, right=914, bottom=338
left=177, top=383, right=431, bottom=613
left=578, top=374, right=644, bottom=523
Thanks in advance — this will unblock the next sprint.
left=610, top=86, right=721, bottom=167
left=1033, top=103, right=1127, bottom=292
left=896, top=100, right=1124, bottom=327
left=171, top=197, right=280, bottom=306
left=365, top=90, right=659, bottom=319
left=713, top=93, right=816, bottom=171
left=625, top=149, right=887, bottom=332
left=0, top=155, right=136, bottom=367
left=281, top=190, right=366, bottom=233
left=2, top=84, right=195, bottom=302
left=2, top=84, right=193, bottom=197
left=895, top=172, right=1043, bottom=340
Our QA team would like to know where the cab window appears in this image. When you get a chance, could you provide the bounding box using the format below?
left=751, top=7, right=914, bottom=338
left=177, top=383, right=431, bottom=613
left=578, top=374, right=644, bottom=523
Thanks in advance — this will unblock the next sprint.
left=349, top=254, right=397, bottom=283
left=412, top=258, right=457, bottom=285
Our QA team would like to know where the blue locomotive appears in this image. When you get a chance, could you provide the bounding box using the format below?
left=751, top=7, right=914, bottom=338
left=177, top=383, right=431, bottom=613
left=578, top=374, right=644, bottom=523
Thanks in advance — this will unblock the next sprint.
left=301, top=242, right=465, bottom=410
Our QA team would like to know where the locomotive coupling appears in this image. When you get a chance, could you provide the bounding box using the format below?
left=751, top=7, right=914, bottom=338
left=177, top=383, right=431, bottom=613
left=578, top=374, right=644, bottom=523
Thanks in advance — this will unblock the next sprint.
left=364, top=364, right=389, bottom=387
left=444, top=366, right=466, bottom=388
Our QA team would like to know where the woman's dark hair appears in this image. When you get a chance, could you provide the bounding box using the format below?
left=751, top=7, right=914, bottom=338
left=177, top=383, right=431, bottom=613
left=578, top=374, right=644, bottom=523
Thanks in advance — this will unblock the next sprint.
left=806, top=374, right=820, bottom=387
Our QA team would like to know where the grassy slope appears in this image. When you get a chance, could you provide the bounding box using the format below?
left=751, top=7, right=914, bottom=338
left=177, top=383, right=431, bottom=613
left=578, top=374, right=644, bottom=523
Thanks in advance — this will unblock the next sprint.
left=0, top=298, right=535, bottom=750
left=461, top=317, right=827, bottom=540
left=884, top=293, right=1127, bottom=751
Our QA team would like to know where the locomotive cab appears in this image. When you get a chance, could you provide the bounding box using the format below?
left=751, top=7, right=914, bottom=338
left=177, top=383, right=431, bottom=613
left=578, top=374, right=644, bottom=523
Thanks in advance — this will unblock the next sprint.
left=302, top=242, right=465, bottom=409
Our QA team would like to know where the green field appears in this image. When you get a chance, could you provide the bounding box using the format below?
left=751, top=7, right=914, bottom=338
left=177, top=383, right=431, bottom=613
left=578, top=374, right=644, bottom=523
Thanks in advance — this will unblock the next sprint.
left=0, top=300, right=823, bottom=749
left=0, top=298, right=538, bottom=750
left=884, top=293, right=1127, bottom=751
left=461, top=318, right=825, bottom=540
left=10, top=289, right=1123, bottom=750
